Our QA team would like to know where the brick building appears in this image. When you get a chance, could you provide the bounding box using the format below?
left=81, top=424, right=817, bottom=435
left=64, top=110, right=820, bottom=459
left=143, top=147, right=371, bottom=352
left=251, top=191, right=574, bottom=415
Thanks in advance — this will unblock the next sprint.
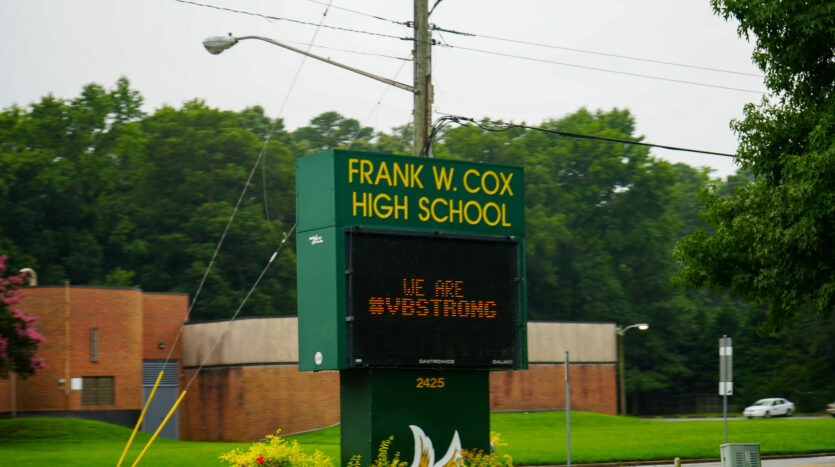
left=180, top=318, right=617, bottom=441
left=2, top=288, right=617, bottom=442
left=0, top=286, right=188, bottom=438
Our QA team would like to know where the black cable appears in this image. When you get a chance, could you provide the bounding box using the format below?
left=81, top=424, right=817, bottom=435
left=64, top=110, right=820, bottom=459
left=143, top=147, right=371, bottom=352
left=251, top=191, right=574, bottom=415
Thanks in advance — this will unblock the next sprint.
left=433, top=114, right=736, bottom=158
left=183, top=0, right=761, bottom=80
left=174, top=0, right=411, bottom=41
left=435, top=29, right=762, bottom=78
left=309, top=0, right=760, bottom=78
left=429, top=0, right=444, bottom=17
left=307, top=0, right=410, bottom=27
left=439, top=44, right=765, bottom=94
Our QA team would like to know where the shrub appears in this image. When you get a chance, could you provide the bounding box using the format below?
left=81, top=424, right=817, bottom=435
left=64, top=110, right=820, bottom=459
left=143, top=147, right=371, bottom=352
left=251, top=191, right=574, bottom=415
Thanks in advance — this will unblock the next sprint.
left=218, top=430, right=333, bottom=467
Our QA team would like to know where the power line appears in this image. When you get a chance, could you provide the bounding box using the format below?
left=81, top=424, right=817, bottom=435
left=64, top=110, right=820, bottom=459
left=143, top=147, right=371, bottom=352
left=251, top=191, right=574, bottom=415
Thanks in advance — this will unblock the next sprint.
left=174, top=0, right=411, bottom=41
left=439, top=44, right=765, bottom=94
left=177, top=0, right=762, bottom=90
left=280, top=39, right=411, bottom=61
left=429, top=0, right=445, bottom=17
left=307, top=0, right=409, bottom=27
left=429, top=114, right=736, bottom=158
left=349, top=55, right=412, bottom=150
left=164, top=0, right=334, bottom=374
left=304, top=0, right=760, bottom=78
left=184, top=225, right=296, bottom=392
left=265, top=0, right=335, bottom=229
left=438, top=29, right=762, bottom=78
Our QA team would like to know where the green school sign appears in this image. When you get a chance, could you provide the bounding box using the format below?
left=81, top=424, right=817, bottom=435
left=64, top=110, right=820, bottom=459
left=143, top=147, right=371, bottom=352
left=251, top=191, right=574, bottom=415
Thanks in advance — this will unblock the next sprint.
left=296, top=149, right=526, bottom=465
left=297, top=149, right=524, bottom=235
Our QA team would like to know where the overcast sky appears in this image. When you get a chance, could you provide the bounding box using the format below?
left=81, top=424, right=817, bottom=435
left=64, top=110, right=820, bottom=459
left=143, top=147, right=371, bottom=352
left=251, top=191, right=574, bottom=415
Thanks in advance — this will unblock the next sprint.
left=0, top=0, right=765, bottom=179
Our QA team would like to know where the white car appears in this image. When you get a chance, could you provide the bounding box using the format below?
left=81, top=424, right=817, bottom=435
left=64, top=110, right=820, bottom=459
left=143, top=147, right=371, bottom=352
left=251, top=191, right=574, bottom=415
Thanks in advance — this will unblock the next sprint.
left=743, top=398, right=795, bottom=418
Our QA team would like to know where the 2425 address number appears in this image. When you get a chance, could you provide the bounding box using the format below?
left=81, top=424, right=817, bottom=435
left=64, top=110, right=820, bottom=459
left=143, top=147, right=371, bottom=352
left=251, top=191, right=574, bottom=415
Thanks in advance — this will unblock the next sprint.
left=416, top=377, right=445, bottom=388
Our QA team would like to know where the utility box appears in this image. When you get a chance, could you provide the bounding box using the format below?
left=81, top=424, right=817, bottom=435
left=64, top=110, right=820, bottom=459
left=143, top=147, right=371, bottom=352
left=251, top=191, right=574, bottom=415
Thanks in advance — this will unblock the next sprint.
left=721, top=443, right=761, bottom=467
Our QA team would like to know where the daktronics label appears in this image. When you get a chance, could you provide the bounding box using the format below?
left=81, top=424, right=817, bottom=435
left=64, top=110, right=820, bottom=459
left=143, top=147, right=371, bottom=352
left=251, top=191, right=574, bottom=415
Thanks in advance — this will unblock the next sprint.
left=346, top=229, right=522, bottom=369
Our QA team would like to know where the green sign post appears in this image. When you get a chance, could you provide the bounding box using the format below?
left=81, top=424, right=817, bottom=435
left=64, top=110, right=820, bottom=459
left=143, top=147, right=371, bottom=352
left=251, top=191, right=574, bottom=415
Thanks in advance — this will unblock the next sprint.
left=296, top=149, right=526, bottom=465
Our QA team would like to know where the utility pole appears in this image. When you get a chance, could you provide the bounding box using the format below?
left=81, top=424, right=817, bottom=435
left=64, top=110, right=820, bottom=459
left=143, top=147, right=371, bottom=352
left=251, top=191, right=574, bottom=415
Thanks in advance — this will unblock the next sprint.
left=413, top=0, right=432, bottom=157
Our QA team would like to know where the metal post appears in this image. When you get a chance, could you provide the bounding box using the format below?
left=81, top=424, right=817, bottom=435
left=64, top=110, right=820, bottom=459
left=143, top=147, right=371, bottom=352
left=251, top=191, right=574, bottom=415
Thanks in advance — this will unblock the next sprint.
left=723, top=390, right=728, bottom=443
left=720, top=335, right=732, bottom=444
left=618, top=331, right=626, bottom=415
left=412, top=0, right=432, bottom=156
left=10, top=373, right=16, bottom=417
left=64, top=281, right=71, bottom=407
left=565, top=350, right=571, bottom=467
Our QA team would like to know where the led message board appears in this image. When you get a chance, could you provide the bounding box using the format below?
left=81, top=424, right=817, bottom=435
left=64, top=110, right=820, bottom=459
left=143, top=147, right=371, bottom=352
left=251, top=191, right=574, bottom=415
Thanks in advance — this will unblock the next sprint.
left=296, top=150, right=527, bottom=371
left=346, top=229, right=522, bottom=369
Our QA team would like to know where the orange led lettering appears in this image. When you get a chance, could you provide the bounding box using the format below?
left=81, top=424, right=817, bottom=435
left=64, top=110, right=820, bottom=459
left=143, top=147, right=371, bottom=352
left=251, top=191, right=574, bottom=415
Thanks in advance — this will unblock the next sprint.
left=401, top=298, right=415, bottom=316
left=369, top=297, right=385, bottom=315
left=403, top=278, right=425, bottom=296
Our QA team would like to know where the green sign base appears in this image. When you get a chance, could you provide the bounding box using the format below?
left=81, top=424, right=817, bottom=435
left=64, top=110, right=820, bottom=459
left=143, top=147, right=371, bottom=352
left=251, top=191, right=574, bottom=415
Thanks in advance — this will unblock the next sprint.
left=340, top=369, right=489, bottom=466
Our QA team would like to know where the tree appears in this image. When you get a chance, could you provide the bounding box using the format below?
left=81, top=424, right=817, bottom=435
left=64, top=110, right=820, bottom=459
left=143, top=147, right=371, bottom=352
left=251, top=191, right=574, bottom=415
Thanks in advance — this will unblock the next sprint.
left=674, top=0, right=835, bottom=331
left=0, top=255, right=46, bottom=379
left=291, top=111, right=373, bottom=152
left=435, top=109, right=718, bottom=404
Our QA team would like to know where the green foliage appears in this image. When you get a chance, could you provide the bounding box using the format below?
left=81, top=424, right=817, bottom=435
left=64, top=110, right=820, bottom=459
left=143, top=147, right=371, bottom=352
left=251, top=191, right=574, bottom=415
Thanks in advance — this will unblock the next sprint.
left=347, top=436, right=407, bottom=467
left=292, top=111, right=373, bottom=153
left=0, top=80, right=298, bottom=320
left=0, top=255, right=46, bottom=379
left=219, top=430, right=333, bottom=466
left=676, top=1, right=835, bottom=331
left=491, top=411, right=835, bottom=465
left=458, top=449, right=513, bottom=467
left=2, top=77, right=832, bottom=411
left=0, top=417, right=250, bottom=466
left=2, top=414, right=834, bottom=466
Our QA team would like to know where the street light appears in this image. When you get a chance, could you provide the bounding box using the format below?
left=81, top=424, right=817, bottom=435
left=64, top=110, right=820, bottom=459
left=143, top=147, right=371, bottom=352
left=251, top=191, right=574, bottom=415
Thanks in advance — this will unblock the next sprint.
left=616, top=323, right=649, bottom=415
left=202, top=31, right=432, bottom=155
left=202, top=35, right=417, bottom=94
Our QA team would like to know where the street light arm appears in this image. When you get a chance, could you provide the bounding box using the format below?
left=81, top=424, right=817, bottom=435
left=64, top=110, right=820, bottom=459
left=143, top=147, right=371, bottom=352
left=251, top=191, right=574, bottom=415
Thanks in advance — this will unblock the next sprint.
left=616, top=323, right=649, bottom=335
left=219, top=35, right=418, bottom=94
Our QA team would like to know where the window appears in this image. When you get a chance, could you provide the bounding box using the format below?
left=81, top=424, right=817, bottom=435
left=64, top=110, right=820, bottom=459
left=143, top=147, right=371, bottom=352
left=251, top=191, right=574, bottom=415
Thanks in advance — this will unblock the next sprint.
left=82, top=376, right=114, bottom=405
left=90, top=327, right=98, bottom=363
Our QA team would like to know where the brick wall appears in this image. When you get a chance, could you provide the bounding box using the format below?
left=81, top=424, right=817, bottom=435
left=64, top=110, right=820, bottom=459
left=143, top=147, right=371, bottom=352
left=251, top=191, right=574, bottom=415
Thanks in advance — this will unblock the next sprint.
left=177, top=362, right=615, bottom=441
left=490, top=364, right=617, bottom=414
left=142, top=293, right=189, bottom=361
left=0, top=287, right=188, bottom=419
left=180, top=365, right=340, bottom=441
left=0, top=287, right=144, bottom=412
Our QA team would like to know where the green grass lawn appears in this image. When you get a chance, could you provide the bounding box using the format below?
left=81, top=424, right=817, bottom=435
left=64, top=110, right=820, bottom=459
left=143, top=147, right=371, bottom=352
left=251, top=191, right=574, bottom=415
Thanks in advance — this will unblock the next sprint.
left=488, top=412, right=835, bottom=465
left=0, top=417, right=250, bottom=466
left=1, top=412, right=833, bottom=466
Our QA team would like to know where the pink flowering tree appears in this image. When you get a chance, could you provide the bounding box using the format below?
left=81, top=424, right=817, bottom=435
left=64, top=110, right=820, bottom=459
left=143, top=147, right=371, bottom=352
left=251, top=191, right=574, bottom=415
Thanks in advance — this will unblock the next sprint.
left=0, top=255, right=47, bottom=378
